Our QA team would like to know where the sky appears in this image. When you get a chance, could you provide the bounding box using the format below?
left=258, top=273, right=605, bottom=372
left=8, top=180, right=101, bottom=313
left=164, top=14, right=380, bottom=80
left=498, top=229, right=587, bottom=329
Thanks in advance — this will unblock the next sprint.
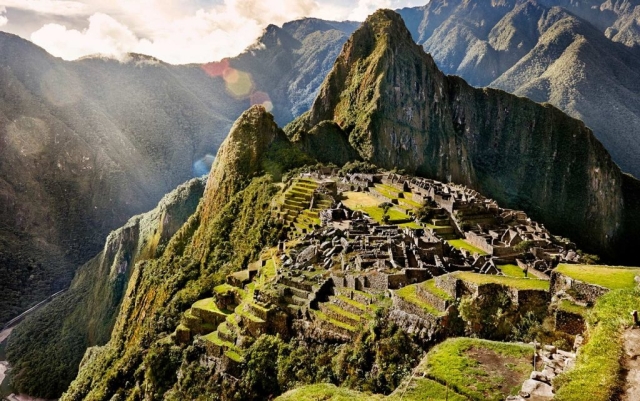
left=0, top=0, right=426, bottom=64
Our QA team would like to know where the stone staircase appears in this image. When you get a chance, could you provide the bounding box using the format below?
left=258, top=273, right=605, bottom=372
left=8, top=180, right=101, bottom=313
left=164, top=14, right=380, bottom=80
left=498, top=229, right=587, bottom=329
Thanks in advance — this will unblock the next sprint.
left=427, top=208, right=458, bottom=240
left=310, top=287, right=377, bottom=337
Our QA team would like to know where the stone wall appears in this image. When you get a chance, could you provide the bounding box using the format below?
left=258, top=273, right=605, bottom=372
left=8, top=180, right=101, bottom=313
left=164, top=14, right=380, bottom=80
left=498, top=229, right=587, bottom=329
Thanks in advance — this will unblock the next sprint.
left=465, top=232, right=494, bottom=255
left=550, top=271, right=609, bottom=304
left=416, top=285, right=449, bottom=311
left=516, top=289, right=550, bottom=314
left=435, top=274, right=460, bottom=298
left=391, top=293, right=441, bottom=323
left=555, top=310, right=586, bottom=335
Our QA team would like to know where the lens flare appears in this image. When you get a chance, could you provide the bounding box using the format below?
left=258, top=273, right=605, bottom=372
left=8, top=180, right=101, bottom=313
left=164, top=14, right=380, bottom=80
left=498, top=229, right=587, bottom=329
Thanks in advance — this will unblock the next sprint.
left=202, top=60, right=254, bottom=99
left=250, top=91, right=273, bottom=112
left=201, top=59, right=229, bottom=77
left=225, top=69, right=253, bottom=98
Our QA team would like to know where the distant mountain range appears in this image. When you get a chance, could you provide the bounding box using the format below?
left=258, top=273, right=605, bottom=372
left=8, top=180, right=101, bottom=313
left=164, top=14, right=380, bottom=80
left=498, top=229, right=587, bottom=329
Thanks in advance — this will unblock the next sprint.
left=398, top=0, right=640, bottom=181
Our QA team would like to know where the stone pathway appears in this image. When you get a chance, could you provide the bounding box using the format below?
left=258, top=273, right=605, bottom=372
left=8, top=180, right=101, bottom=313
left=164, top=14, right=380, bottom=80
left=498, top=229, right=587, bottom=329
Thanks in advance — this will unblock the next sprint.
left=622, top=328, right=640, bottom=401
left=507, top=345, right=577, bottom=401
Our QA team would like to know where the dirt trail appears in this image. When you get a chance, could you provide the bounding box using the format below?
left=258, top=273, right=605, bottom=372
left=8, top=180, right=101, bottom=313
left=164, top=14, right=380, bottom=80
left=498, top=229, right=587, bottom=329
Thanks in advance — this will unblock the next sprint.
left=0, top=327, right=14, bottom=344
left=622, top=328, right=640, bottom=401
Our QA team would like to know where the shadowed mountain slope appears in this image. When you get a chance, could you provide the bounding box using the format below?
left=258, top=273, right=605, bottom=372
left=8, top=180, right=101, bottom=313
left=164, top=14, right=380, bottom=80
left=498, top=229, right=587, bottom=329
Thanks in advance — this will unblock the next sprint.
left=398, top=0, right=640, bottom=178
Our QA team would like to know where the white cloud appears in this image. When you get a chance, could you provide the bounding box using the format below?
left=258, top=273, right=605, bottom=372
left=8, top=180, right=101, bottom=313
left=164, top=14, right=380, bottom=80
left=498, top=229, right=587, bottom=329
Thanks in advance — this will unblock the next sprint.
left=0, top=6, right=7, bottom=27
left=31, top=13, right=138, bottom=61
left=348, top=0, right=391, bottom=21
left=0, top=0, right=87, bottom=16
left=16, top=0, right=426, bottom=64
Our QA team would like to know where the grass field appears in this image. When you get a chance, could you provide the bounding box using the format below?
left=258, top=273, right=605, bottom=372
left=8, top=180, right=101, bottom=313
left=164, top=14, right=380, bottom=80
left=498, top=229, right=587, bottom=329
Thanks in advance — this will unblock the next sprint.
left=276, top=383, right=384, bottom=400
left=448, top=240, right=489, bottom=256
left=498, top=264, right=526, bottom=278
left=555, top=264, right=640, bottom=289
left=454, top=271, right=550, bottom=291
left=341, top=191, right=415, bottom=225
left=557, top=299, right=590, bottom=316
left=417, top=337, right=534, bottom=400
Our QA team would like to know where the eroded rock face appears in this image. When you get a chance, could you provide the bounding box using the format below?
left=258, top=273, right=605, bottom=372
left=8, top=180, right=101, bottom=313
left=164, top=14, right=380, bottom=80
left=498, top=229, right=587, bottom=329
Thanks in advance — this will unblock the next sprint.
left=287, top=9, right=640, bottom=262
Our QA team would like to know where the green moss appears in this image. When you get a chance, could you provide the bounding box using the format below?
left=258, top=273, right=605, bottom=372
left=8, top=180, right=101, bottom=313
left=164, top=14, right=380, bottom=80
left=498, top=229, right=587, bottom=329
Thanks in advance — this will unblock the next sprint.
left=447, top=240, right=489, bottom=256
left=555, top=264, right=640, bottom=290
left=554, top=288, right=640, bottom=401
left=498, top=264, right=526, bottom=278
left=454, top=272, right=550, bottom=291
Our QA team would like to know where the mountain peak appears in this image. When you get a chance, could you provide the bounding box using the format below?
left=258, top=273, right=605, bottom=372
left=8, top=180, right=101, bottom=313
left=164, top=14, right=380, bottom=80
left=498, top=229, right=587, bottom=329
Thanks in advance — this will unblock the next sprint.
left=286, top=8, right=640, bottom=260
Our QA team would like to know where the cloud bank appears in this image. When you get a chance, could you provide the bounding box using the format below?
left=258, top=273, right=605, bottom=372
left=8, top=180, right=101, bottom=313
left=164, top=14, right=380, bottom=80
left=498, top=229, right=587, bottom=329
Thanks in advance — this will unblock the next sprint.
left=0, top=0, right=425, bottom=64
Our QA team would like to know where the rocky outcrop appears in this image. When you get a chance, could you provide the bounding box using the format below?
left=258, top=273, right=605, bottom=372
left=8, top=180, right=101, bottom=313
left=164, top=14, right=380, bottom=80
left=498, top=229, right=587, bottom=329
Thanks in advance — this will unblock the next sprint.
left=286, top=9, right=640, bottom=263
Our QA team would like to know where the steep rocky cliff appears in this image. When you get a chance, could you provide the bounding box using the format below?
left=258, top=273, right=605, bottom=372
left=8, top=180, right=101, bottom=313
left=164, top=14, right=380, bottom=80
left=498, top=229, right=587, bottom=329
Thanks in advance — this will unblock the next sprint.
left=5, top=178, right=205, bottom=398
left=287, top=9, right=640, bottom=262
left=398, top=0, right=640, bottom=178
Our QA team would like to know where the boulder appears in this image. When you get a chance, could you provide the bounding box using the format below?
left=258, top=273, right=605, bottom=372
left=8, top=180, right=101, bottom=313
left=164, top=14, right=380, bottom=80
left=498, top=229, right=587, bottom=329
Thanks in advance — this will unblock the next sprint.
left=521, top=379, right=554, bottom=399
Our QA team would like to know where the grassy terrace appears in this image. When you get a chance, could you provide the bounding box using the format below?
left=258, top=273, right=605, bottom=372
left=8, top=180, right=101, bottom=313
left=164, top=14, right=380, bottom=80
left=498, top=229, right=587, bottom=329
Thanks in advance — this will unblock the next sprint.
left=341, top=191, right=417, bottom=225
left=498, top=264, right=526, bottom=278
left=276, top=383, right=384, bottom=401
left=395, top=284, right=444, bottom=316
left=555, top=264, right=640, bottom=289
left=312, top=309, right=356, bottom=332
left=555, top=288, right=640, bottom=401
left=557, top=299, right=590, bottom=316
left=447, top=239, right=489, bottom=255
left=192, top=298, right=231, bottom=315
left=422, top=279, right=453, bottom=301
left=418, top=337, right=534, bottom=401
left=326, top=303, right=362, bottom=322
left=454, top=272, right=550, bottom=291
left=391, top=377, right=467, bottom=401
left=213, top=283, right=236, bottom=294
left=336, top=295, right=368, bottom=312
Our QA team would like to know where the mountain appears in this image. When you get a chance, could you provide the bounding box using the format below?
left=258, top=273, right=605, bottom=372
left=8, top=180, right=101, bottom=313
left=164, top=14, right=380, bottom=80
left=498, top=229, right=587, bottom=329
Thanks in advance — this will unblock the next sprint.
left=204, top=18, right=358, bottom=125
left=397, top=0, right=640, bottom=178
left=54, top=10, right=640, bottom=401
left=286, top=9, right=640, bottom=263
left=0, top=31, right=247, bottom=326
left=5, top=177, right=205, bottom=398
left=0, top=18, right=355, bottom=327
